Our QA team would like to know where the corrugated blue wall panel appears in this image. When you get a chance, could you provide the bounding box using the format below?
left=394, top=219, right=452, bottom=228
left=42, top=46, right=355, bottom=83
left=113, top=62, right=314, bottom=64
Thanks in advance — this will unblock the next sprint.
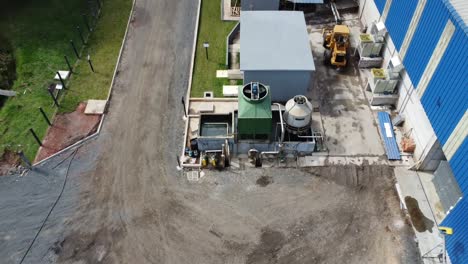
left=382, top=1, right=468, bottom=262
left=448, top=138, right=468, bottom=194
left=442, top=0, right=468, bottom=36
left=374, top=0, right=386, bottom=13
left=421, top=27, right=468, bottom=144
left=403, top=0, right=449, bottom=86
left=442, top=197, right=468, bottom=264
left=378, top=112, right=401, bottom=160
left=385, top=0, right=418, bottom=50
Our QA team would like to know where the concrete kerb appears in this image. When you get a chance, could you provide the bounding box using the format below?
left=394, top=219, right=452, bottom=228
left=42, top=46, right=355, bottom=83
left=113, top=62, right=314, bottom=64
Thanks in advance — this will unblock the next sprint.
left=184, top=0, right=202, bottom=116
left=180, top=0, right=202, bottom=168
left=32, top=0, right=137, bottom=167
left=190, top=97, right=238, bottom=102
left=220, top=0, right=224, bottom=21
left=225, top=22, right=240, bottom=66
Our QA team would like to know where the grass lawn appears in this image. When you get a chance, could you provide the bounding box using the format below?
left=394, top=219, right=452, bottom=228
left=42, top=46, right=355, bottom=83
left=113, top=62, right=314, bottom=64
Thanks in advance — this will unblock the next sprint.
left=0, top=0, right=132, bottom=160
left=191, top=0, right=238, bottom=97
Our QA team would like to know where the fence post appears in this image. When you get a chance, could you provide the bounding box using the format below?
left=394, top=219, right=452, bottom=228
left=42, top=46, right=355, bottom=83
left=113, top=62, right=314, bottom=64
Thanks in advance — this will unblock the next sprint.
left=64, top=55, right=73, bottom=73
left=17, top=151, right=32, bottom=169
left=76, top=26, right=86, bottom=45
left=39, top=107, right=52, bottom=126
left=70, top=40, right=80, bottom=59
left=29, top=128, right=43, bottom=146
left=82, top=13, right=92, bottom=32
left=56, top=71, right=66, bottom=90
left=48, top=89, right=60, bottom=107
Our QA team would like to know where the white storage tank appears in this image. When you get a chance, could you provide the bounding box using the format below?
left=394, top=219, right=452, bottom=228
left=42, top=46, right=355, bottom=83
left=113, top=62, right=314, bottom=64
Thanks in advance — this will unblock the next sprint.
left=283, top=95, right=313, bottom=135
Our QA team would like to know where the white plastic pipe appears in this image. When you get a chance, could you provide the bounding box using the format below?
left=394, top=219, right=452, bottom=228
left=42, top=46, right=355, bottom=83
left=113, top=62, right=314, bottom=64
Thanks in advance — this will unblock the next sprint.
left=297, top=135, right=322, bottom=139
left=260, top=151, right=279, bottom=159
left=274, top=103, right=285, bottom=145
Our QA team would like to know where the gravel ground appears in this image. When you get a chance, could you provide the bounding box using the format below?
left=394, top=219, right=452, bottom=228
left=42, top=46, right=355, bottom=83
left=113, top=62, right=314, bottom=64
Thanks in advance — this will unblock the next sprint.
left=0, top=1, right=421, bottom=263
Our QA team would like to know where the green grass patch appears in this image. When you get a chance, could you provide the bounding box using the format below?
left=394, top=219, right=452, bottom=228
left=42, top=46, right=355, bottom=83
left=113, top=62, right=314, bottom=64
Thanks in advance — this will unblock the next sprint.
left=59, top=0, right=131, bottom=112
left=0, top=0, right=132, bottom=160
left=191, top=0, right=237, bottom=98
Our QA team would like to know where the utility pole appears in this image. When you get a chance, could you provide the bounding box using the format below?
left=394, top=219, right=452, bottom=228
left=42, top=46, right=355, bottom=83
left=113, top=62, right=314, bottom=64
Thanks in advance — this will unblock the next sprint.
left=82, top=13, right=92, bottom=32
left=17, top=150, right=32, bottom=169
left=87, top=54, right=95, bottom=72
left=64, top=55, right=73, bottom=73
left=56, top=71, right=66, bottom=89
left=76, top=26, right=86, bottom=45
left=70, top=40, right=80, bottom=59
left=203, top=42, right=209, bottom=60
left=29, top=128, right=43, bottom=146
left=48, top=89, right=60, bottom=107
left=181, top=96, right=187, bottom=117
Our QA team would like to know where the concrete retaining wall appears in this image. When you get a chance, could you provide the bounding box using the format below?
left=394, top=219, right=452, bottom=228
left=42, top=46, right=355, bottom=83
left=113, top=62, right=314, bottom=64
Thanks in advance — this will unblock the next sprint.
left=226, top=22, right=240, bottom=66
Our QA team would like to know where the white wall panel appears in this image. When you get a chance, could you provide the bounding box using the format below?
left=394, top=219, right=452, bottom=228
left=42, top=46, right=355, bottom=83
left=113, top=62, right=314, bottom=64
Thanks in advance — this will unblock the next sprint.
left=400, top=0, right=427, bottom=59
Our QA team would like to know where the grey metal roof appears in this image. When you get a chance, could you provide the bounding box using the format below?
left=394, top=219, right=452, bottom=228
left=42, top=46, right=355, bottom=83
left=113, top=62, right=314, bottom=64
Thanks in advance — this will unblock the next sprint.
left=240, top=11, right=315, bottom=71
left=446, top=0, right=468, bottom=34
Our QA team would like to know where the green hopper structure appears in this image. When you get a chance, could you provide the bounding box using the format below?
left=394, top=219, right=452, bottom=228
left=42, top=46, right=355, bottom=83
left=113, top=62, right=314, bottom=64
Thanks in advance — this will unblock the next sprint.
left=237, top=82, right=272, bottom=140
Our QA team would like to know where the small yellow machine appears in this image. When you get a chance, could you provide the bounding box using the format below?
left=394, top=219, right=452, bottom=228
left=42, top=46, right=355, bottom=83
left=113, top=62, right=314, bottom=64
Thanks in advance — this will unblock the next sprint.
left=322, top=1, right=350, bottom=68
left=323, top=25, right=350, bottom=67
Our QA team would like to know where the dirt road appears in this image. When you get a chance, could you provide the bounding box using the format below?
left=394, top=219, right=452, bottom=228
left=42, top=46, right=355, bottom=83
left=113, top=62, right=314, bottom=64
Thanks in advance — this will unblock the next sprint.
left=0, top=1, right=421, bottom=263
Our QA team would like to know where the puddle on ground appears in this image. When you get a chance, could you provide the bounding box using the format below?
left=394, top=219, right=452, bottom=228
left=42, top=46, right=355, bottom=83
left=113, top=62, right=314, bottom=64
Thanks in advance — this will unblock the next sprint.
left=405, top=196, right=434, bottom=233
left=246, top=228, right=285, bottom=264
left=256, top=176, right=273, bottom=187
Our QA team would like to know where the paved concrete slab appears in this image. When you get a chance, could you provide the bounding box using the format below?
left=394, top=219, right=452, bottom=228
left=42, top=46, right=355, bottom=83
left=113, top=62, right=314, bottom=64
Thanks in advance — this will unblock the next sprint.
left=297, top=156, right=328, bottom=167
left=394, top=167, right=444, bottom=263
left=223, top=85, right=241, bottom=96
left=418, top=171, right=447, bottom=224
left=0, top=89, right=16, bottom=96
left=298, top=155, right=413, bottom=167
left=222, top=0, right=240, bottom=21
left=189, top=99, right=238, bottom=115
left=54, top=70, right=70, bottom=80
left=216, top=70, right=228, bottom=78
left=227, top=69, right=243, bottom=79
left=84, top=100, right=107, bottom=114
left=198, top=102, right=215, bottom=113
left=307, top=17, right=385, bottom=156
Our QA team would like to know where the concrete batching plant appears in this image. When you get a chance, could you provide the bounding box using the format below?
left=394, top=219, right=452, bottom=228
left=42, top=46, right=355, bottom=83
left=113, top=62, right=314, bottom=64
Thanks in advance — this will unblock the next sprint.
left=182, top=82, right=324, bottom=169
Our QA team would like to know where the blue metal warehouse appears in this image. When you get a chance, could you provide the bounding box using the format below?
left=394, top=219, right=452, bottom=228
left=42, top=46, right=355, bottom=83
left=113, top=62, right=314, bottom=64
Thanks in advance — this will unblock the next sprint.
left=360, top=0, right=467, bottom=262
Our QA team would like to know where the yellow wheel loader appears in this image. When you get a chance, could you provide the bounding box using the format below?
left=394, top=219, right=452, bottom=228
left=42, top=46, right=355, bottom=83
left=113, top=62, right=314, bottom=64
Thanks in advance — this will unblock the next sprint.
left=322, top=1, right=350, bottom=68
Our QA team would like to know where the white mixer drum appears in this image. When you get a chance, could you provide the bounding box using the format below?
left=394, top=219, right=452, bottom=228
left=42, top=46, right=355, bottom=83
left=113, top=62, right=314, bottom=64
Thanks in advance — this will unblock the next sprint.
left=283, top=95, right=313, bottom=134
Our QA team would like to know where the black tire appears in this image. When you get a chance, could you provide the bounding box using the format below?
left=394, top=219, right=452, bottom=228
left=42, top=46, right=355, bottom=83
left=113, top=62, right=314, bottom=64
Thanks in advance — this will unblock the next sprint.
left=345, top=49, right=350, bottom=67
left=322, top=34, right=329, bottom=49
left=323, top=49, right=331, bottom=65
